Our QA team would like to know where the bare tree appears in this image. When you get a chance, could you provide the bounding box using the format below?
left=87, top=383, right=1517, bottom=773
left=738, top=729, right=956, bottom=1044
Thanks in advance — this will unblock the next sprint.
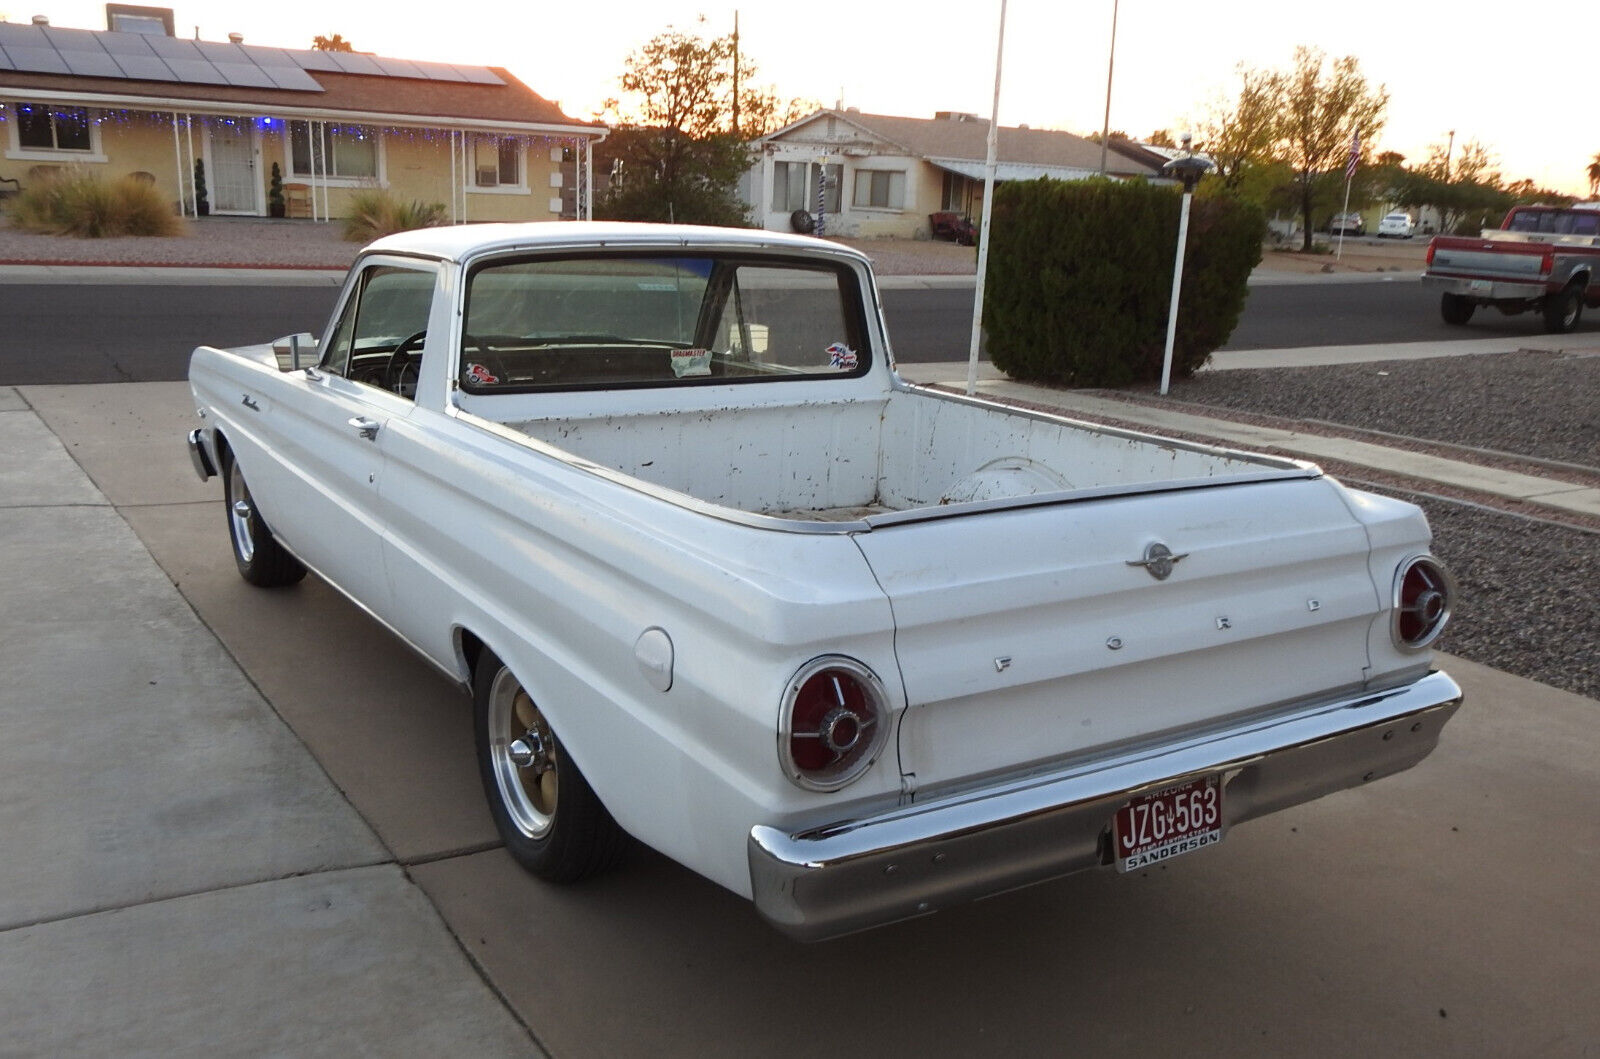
left=1588, top=152, right=1600, bottom=198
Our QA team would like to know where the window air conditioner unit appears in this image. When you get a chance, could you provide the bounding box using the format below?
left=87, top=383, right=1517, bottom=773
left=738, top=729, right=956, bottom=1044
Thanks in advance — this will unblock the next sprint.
left=476, top=166, right=497, bottom=186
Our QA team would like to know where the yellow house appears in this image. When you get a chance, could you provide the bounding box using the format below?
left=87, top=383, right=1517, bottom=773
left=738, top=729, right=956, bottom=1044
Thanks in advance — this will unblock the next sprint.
left=0, top=10, right=604, bottom=221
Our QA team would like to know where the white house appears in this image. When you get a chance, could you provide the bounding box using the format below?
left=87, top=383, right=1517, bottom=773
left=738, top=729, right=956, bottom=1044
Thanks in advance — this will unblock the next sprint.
left=748, top=108, right=1167, bottom=239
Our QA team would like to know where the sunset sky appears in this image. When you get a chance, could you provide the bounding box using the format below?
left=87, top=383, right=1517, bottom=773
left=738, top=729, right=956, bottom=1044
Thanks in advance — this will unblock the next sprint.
left=17, top=0, right=1598, bottom=196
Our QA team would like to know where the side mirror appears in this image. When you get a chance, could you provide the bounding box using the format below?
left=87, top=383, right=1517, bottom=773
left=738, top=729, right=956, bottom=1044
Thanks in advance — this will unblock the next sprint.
left=271, top=332, right=319, bottom=371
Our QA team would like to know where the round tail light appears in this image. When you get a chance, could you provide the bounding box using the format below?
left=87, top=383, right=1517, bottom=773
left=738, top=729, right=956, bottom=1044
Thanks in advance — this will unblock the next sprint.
left=780, top=657, right=890, bottom=792
left=1392, top=554, right=1456, bottom=651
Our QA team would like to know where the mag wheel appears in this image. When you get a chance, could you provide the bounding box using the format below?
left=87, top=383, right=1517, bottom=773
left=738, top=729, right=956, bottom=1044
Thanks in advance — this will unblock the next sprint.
left=223, top=453, right=306, bottom=588
left=474, top=654, right=624, bottom=881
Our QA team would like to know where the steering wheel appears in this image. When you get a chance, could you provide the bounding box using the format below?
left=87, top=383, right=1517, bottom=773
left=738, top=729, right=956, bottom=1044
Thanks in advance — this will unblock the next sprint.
left=384, top=330, right=427, bottom=397
left=460, top=333, right=509, bottom=388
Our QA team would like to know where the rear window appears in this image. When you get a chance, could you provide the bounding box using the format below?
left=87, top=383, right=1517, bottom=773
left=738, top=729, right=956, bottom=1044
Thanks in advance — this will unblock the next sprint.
left=1506, top=209, right=1600, bottom=236
left=458, top=253, right=869, bottom=392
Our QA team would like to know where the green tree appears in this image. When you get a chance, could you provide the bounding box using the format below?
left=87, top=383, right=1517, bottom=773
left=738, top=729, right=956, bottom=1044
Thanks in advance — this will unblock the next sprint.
left=1193, top=63, right=1284, bottom=199
left=596, top=23, right=804, bottom=225
left=1277, top=47, right=1387, bottom=250
left=312, top=34, right=354, bottom=52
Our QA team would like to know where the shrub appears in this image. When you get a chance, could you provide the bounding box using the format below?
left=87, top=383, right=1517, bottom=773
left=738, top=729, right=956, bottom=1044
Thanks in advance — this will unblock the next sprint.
left=983, top=178, right=1265, bottom=387
left=342, top=189, right=447, bottom=242
left=7, top=168, right=184, bottom=237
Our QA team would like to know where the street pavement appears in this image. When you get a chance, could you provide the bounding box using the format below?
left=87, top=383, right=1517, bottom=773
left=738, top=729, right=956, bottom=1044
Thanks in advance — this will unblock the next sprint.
left=2, top=372, right=1597, bottom=1056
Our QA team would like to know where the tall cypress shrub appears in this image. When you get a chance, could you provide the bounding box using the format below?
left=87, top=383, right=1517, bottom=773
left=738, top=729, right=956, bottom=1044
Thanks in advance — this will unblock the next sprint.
left=983, top=178, right=1264, bottom=387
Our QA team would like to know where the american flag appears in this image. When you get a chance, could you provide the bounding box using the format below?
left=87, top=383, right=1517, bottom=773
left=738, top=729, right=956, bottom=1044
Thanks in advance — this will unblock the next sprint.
left=1345, top=131, right=1360, bottom=180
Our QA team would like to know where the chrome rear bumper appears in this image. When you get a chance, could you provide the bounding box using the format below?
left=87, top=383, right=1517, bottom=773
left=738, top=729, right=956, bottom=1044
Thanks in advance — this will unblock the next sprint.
left=187, top=428, right=217, bottom=481
left=749, top=670, right=1462, bottom=941
left=1421, top=274, right=1546, bottom=300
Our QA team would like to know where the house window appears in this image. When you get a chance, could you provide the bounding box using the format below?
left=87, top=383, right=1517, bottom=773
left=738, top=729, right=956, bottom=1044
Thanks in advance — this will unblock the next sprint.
left=15, top=103, right=93, bottom=153
left=773, top=161, right=807, bottom=212
left=473, top=135, right=521, bottom=187
left=288, top=121, right=378, bottom=179
left=853, top=170, right=905, bottom=210
left=773, top=161, right=842, bottom=213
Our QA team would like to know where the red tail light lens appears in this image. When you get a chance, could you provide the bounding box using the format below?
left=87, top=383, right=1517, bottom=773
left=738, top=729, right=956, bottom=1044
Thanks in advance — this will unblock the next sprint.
left=780, top=657, right=890, bottom=791
left=1392, top=555, right=1456, bottom=651
left=1540, top=249, right=1555, bottom=276
left=1425, top=241, right=1436, bottom=266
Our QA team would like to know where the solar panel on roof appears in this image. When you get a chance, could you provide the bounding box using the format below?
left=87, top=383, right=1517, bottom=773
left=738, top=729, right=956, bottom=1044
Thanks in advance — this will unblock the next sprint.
left=0, top=23, right=509, bottom=92
left=144, top=35, right=201, bottom=58
left=408, top=61, right=469, bottom=82
left=160, top=58, right=228, bottom=85
left=60, top=49, right=123, bottom=77
left=328, top=51, right=383, bottom=75
left=213, top=62, right=277, bottom=88
left=5, top=46, right=72, bottom=74
left=0, top=23, right=49, bottom=47
left=290, top=49, right=341, bottom=71
left=372, top=56, right=424, bottom=78
left=41, top=26, right=109, bottom=51
left=110, top=53, right=175, bottom=80
left=99, top=31, right=159, bottom=55
left=262, top=66, right=322, bottom=91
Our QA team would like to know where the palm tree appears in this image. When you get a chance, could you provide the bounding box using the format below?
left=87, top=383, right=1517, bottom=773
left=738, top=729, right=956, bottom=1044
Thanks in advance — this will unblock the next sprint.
left=1589, top=152, right=1600, bottom=198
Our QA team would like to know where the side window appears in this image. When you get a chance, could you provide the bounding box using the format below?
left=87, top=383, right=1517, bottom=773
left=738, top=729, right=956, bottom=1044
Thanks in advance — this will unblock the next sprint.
left=319, top=265, right=436, bottom=398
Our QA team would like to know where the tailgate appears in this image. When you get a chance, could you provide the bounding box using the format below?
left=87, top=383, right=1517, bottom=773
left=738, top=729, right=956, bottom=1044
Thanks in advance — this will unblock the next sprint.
left=1427, top=238, right=1548, bottom=283
left=854, top=478, right=1382, bottom=795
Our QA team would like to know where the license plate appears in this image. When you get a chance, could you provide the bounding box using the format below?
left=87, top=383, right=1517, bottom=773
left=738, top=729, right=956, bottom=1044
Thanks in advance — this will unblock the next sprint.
left=1113, top=775, right=1223, bottom=872
left=1468, top=279, right=1493, bottom=293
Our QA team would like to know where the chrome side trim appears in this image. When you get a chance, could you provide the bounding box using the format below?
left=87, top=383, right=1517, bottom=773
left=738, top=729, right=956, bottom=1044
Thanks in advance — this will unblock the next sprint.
left=186, top=428, right=217, bottom=481
left=748, top=670, right=1462, bottom=942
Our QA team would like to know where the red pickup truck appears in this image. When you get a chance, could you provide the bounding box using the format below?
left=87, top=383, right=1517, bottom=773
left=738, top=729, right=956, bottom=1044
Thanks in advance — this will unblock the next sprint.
left=1422, top=204, right=1600, bottom=333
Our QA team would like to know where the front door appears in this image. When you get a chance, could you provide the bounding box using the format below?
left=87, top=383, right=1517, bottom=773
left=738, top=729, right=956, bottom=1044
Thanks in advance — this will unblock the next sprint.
left=209, top=116, right=259, bottom=215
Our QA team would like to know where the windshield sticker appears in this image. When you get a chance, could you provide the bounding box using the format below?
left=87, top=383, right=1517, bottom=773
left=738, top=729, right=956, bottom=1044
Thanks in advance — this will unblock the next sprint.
left=826, top=343, right=859, bottom=371
left=465, top=362, right=500, bottom=385
left=670, top=348, right=713, bottom=378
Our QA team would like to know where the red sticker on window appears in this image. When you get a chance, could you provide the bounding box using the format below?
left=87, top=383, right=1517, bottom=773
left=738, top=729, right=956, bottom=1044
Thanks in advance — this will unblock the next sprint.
left=465, top=362, right=499, bottom=385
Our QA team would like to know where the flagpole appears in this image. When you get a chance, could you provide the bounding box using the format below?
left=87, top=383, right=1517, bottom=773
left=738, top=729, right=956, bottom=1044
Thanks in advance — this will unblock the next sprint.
left=966, top=0, right=1007, bottom=396
left=1337, top=130, right=1358, bottom=262
left=1336, top=172, right=1351, bottom=261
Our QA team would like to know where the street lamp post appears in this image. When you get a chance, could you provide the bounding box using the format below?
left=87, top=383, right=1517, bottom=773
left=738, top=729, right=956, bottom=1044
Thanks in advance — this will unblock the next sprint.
left=1158, top=136, right=1213, bottom=396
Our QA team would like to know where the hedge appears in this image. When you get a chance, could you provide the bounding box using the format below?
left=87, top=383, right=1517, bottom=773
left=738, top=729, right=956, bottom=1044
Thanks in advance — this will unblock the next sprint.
left=982, top=178, right=1265, bottom=387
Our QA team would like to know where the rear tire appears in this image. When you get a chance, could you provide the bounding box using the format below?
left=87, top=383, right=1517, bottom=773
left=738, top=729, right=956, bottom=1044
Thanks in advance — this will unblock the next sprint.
left=1542, top=285, right=1584, bottom=334
left=473, top=653, right=624, bottom=882
left=1440, top=292, right=1475, bottom=326
left=223, top=452, right=306, bottom=588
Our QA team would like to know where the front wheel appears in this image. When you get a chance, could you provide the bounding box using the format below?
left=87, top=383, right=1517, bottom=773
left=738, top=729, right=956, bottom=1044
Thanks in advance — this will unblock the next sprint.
left=223, top=453, right=306, bottom=587
left=1440, top=292, right=1475, bottom=326
left=1542, top=285, right=1584, bottom=334
left=473, top=653, right=624, bottom=882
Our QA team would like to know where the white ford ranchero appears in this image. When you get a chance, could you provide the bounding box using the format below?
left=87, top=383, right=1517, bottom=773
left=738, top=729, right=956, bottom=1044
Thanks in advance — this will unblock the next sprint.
left=187, top=222, right=1460, bottom=940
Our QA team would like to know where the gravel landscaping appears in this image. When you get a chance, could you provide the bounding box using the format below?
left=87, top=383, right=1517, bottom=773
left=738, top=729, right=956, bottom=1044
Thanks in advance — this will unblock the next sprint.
left=0, top=216, right=361, bottom=269
left=1170, top=349, right=1600, bottom=467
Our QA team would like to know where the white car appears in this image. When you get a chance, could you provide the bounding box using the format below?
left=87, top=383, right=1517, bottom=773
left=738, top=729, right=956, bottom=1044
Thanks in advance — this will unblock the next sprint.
left=1329, top=212, right=1366, bottom=237
left=1379, top=212, right=1416, bottom=239
left=185, top=222, right=1462, bottom=940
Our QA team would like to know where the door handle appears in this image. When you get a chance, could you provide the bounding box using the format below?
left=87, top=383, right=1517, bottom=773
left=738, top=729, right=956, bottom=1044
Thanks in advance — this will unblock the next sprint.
left=348, top=416, right=380, bottom=440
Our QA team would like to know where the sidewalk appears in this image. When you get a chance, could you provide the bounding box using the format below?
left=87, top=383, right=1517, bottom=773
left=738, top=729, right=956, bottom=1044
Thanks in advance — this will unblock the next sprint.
left=0, top=387, right=538, bottom=1054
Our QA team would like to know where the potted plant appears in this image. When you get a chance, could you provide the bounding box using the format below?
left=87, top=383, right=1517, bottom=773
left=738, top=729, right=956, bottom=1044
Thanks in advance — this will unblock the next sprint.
left=268, top=162, right=285, bottom=218
left=194, top=158, right=209, bottom=217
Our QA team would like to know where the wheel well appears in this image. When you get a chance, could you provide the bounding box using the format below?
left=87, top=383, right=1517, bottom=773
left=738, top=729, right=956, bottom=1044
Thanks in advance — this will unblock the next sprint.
left=456, top=628, right=487, bottom=685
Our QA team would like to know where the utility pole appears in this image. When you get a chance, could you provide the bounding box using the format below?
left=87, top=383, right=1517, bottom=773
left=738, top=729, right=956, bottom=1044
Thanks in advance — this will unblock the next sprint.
left=731, top=11, right=740, bottom=135
left=1098, top=0, right=1119, bottom=175
left=1444, top=129, right=1455, bottom=181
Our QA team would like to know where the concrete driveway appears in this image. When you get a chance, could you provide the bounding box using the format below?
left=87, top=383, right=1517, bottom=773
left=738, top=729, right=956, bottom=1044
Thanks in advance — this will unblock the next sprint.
left=3, top=381, right=1596, bottom=1057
